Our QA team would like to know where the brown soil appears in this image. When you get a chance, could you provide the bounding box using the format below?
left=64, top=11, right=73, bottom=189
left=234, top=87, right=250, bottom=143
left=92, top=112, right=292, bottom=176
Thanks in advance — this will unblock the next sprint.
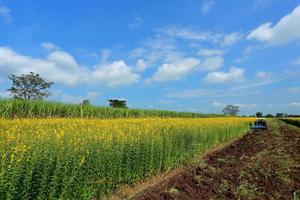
left=133, top=120, right=300, bottom=200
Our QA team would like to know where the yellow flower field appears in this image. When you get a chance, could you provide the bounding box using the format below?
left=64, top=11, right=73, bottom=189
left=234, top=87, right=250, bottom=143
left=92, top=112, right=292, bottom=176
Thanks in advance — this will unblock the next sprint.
left=0, top=117, right=253, bottom=199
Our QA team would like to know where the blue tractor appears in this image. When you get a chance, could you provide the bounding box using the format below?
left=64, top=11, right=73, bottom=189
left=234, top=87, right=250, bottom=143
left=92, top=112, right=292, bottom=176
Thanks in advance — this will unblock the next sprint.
left=250, top=118, right=268, bottom=130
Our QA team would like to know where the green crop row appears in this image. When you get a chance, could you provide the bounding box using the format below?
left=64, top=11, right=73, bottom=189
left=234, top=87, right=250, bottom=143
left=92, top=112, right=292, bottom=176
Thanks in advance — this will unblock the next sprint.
left=0, top=98, right=223, bottom=119
left=281, top=118, right=300, bottom=127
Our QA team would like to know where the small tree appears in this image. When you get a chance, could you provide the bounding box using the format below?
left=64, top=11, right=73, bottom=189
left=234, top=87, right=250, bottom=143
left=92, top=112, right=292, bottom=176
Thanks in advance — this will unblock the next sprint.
left=276, top=113, right=285, bottom=118
left=108, top=98, right=127, bottom=108
left=81, top=99, right=90, bottom=106
left=7, top=72, right=53, bottom=100
left=222, top=105, right=240, bottom=116
left=256, top=112, right=263, bottom=117
left=266, top=114, right=273, bottom=118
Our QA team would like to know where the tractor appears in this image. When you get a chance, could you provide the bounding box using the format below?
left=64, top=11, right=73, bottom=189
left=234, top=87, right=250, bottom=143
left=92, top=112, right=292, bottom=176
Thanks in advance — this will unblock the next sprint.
left=250, top=118, right=268, bottom=130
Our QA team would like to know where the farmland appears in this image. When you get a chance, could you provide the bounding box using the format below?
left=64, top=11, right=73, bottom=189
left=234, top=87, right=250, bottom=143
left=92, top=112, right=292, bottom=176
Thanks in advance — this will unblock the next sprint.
left=133, top=120, right=300, bottom=200
left=0, top=99, right=223, bottom=119
left=0, top=117, right=252, bottom=199
left=281, top=118, right=300, bottom=127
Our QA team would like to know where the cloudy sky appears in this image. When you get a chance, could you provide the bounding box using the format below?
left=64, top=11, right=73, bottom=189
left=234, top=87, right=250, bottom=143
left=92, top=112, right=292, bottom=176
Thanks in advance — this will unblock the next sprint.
left=0, top=0, right=300, bottom=115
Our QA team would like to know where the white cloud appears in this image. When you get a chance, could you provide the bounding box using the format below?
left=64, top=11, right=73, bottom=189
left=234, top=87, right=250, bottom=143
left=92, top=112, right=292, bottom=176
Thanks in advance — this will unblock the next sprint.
left=159, top=26, right=222, bottom=43
left=197, top=48, right=223, bottom=57
left=100, top=49, right=111, bottom=62
left=253, top=0, right=274, bottom=8
left=213, top=102, right=257, bottom=109
left=128, top=48, right=145, bottom=58
left=51, top=90, right=101, bottom=103
left=0, top=5, right=12, bottom=23
left=291, top=102, right=300, bottom=107
left=0, top=46, right=139, bottom=87
left=152, top=57, right=200, bottom=82
left=167, top=88, right=220, bottom=99
left=292, top=57, right=300, bottom=65
left=41, top=42, right=60, bottom=51
left=0, top=91, right=10, bottom=98
left=159, top=26, right=242, bottom=47
left=200, top=56, right=224, bottom=71
left=221, top=32, right=243, bottom=46
left=255, top=71, right=273, bottom=80
left=201, top=0, right=215, bottom=14
left=205, top=67, right=244, bottom=84
left=86, top=91, right=101, bottom=100
left=129, top=15, right=143, bottom=29
left=92, top=61, right=139, bottom=87
left=267, top=102, right=300, bottom=108
left=135, top=59, right=148, bottom=72
left=230, top=79, right=277, bottom=91
left=247, top=5, right=300, bottom=45
left=47, top=51, right=79, bottom=70
left=283, top=86, right=300, bottom=94
left=197, top=48, right=224, bottom=71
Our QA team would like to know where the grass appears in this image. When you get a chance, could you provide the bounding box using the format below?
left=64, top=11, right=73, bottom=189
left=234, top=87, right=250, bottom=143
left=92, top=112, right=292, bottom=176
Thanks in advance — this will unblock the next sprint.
left=0, top=117, right=252, bottom=199
left=280, top=118, right=300, bottom=127
left=0, top=98, right=224, bottom=119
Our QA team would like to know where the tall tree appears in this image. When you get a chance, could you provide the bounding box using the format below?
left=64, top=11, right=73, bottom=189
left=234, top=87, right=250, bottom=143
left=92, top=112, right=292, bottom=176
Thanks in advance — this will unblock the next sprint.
left=81, top=99, right=90, bottom=106
left=7, top=72, right=54, bottom=100
left=222, top=105, right=240, bottom=116
left=256, top=112, right=263, bottom=117
left=108, top=98, right=128, bottom=108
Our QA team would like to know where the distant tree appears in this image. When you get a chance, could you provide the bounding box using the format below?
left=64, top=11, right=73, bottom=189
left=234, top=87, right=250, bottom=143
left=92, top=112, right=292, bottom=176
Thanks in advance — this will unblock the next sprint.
left=7, top=72, right=53, bottom=100
left=266, top=114, right=274, bottom=118
left=256, top=112, right=263, bottom=117
left=81, top=99, right=90, bottom=106
left=108, top=98, right=127, bottom=108
left=276, top=113, right=285, bottom=118
left=222, top=105, right=240, bottom=116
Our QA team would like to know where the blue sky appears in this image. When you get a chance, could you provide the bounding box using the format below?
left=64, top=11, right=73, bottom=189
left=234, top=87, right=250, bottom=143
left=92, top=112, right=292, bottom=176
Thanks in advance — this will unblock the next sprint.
left=0, top=0, right=300, bottom=115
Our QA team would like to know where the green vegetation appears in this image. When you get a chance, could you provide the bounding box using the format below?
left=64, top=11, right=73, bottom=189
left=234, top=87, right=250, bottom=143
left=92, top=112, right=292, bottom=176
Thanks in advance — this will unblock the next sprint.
left=0, top=118, right=251, bottom=199
left=0, top=98, right=224, bottom=119
left=281, top=118, right=300, bottom=127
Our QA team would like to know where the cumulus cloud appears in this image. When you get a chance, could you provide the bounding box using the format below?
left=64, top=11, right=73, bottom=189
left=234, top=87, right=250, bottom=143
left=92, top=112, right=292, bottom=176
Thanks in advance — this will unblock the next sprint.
left=152, top=57, right=200, bottom=82
left=221, top=32, right=243, bottom=46
left=91, top=61, right=139, bottom=87
left=205, top=67, right=244, bottom=84
left=247, top=5, right=300, bottom=45
left=0, top=46, right=139, bottom=87
left=201, top=0, right=215, bottom=14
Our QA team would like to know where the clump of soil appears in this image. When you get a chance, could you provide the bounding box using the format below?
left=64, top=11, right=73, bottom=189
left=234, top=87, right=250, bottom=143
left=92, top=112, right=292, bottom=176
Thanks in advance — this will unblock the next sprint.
left=134, top=121, right=300, bottom=200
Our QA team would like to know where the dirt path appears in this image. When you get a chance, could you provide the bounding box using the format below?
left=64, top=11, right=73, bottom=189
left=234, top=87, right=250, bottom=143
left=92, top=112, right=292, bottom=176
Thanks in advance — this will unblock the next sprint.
left=133, top=120, right=300, bottom=200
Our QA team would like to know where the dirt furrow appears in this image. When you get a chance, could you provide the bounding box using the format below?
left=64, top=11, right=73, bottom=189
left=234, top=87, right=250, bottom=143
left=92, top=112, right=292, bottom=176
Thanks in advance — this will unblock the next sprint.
left=133, top=121, right=300, bottom=200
